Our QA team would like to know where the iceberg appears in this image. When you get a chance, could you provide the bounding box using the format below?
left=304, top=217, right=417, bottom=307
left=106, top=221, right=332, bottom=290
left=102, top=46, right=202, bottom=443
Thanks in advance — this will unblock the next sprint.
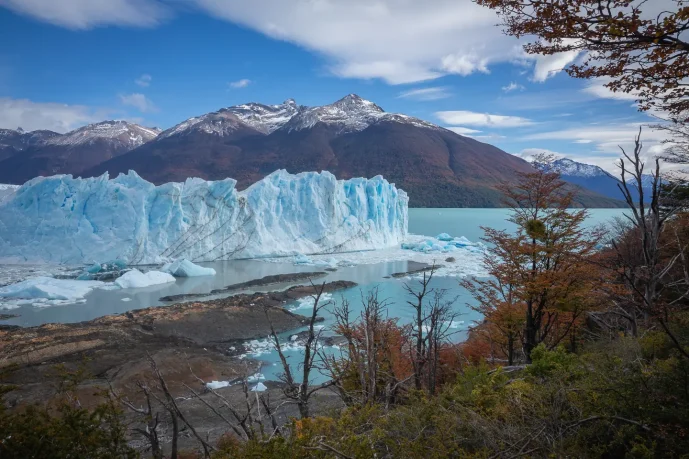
left=114, top=269, right=176, bottom=289
left=0, top=170, right=408, bottom=264
left=0, top=276, right=104, bottom=308
left=161, top=258, right=216, bottom=277
left=251, top=382, right=268, bottom=392
left=436, top=233, right=453, bottom=241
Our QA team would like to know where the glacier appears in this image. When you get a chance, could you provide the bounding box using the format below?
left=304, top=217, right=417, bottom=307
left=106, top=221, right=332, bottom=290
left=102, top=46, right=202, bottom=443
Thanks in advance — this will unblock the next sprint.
left=0, top=170, right=408, bottom=265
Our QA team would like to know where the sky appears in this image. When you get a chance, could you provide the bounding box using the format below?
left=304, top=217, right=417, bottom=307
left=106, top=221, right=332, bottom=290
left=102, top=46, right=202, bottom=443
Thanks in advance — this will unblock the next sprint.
left=0, top=0, right=670, bottom=173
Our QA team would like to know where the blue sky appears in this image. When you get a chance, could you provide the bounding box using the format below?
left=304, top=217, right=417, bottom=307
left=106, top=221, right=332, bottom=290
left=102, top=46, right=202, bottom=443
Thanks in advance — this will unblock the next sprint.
left=0, top=0, right=668, bottom=173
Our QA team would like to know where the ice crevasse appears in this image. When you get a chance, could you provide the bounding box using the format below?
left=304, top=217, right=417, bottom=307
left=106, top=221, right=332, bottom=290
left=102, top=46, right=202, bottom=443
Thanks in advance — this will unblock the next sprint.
left=0, top=170, right=408, bottom=264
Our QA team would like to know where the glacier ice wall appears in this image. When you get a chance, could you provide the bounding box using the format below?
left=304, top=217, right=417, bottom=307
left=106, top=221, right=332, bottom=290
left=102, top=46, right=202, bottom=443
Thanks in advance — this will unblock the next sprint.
left=0, top=170, right=408, bottom=264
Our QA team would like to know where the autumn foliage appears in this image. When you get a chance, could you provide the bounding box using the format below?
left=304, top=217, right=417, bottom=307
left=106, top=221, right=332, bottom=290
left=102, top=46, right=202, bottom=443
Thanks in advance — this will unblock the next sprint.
left=462, top=166, right=604, bottom=363
left=476, top=0, right=689, bottom=120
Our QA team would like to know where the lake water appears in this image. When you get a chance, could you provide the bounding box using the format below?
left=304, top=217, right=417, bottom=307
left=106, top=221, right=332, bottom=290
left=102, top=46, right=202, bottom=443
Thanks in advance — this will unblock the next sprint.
left=0, top=208, right=629, bottom=381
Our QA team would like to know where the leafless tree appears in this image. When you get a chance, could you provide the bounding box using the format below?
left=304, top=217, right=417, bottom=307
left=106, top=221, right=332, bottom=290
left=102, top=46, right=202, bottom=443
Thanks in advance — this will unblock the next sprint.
left=611, top=128, right=689, bottom=359
left=266, top=281, right=338, bottom=418
left=404, top=266, right=460, bottom=394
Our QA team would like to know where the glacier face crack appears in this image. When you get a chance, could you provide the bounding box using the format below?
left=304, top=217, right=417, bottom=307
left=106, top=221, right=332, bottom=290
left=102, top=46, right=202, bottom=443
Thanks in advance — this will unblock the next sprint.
left=0, top=170, right=408, bottom=265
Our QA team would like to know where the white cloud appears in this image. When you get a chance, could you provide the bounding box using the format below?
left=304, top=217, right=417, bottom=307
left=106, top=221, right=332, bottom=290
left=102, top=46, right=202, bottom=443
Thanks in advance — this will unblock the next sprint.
left=445, top=126, right=482, bottom=135
left=440, top=54, right=489, bottom=76
left=135, top=74, right=152, bottom=87
left=435, top=110, right=535, bottom=128
left=532, top=49, right=580, bottom=82
left=0, top=0, right=168, bottom=29
left=398, top=87, right=451, bottom=101
left=0, top=97, right=107, bottom=133
left=502, top=82, right=525, bottom=93
left=582, top=78, right=639, bottom=101
left=574, top=139, right=593, bottom=144
left=190, top=0, right=526, bottom=84
left=119, top=93, right=157, bottom=113
left=229, top=79, right=252, bottom=89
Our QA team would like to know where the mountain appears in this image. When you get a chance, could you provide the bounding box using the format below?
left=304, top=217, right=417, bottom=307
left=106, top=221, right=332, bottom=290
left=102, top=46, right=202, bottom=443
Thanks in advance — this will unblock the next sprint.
left=534, top=158, right=626, bottom=200
left=84, top=95, right=622, bottom=208
left=0, top=128, right=61, bottom=161
left=0, top=121, right=160, bottom=184
left=534, top=157, right=654, bottom=202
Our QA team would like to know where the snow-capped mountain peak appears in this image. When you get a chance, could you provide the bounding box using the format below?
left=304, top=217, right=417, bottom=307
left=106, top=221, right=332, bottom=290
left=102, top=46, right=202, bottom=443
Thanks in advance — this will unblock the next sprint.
left=0, top=127, right=61, bottom=149
left=534, top=157, right=612, bottom=178
left=157, top=94, right=441, bottom=140
left=280, top=93, right=433, bottom=134
left=223, top=99, right=301, bottom=134
left=46, top=121, right=160, bottom=148
left=331, top=93, right=384, bottom=113
left=159, top=110, right=253, bottom=139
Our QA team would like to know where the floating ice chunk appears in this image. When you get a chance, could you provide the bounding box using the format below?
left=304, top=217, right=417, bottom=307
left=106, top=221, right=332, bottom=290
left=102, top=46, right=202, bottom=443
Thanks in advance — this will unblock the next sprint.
left=121, top=297, right=132, bottom=302
left=114, top=269, right=175, bottom=289
left=454, top=236, right=472, bottom=245
left=289, top=292, right=333, bottom=312
left=206, top=380, right=231, bottom=389
left=77, top=260, right=128, bottom=281
left=436, top=233, right=453, bottom=241
left=293, top=254, right=312, bottom=265
left=161, top=259, right=216, bottom=277
left=251, top=382, right=267, bottom=392
left=0, top=276, right=104, bottom=308
left=247, top=372, right=266, bottom=383
left=293, top=254, right=338, bottom=268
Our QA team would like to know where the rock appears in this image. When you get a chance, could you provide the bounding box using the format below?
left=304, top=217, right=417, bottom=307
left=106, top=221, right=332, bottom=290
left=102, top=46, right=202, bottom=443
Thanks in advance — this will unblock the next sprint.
left=445, top=257, right=456, bottom=262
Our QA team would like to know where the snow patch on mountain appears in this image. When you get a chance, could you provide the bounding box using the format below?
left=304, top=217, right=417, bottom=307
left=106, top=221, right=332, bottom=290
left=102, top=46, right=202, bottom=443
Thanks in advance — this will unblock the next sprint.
left=225, top=99, right=300, bottom=134
left=0, top=128, right=61, bottom=149
left=45, top=121, right=160, bottom=148
left=535, top=158, right=612, bottom=178
left=159, top=112, right=253, bottom=139
left=0, top=170, right=408, bottom=265
left=282, top=94, right=439, bottom=134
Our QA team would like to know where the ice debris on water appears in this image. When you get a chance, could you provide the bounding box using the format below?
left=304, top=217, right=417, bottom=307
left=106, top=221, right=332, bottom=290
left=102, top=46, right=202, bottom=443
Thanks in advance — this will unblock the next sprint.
left=0, top=170, right=407, bottom=264
left=402, top=233, right=484, bottom=254
left=0, top=277, right=105, bottom=309
left=77, top=260, right=128, bottom=281
left=161, top=258, right=216, bottom=277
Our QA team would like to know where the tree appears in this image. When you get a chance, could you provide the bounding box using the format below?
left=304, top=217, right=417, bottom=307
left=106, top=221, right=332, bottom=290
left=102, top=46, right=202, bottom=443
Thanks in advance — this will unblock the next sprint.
left=463, top=165, right=603, bottom=362
left=476, top=0, right=689, bottom=119
left=403, top=266, right=460, bottom=394
left=326, top=288, right=412, bottom=407
left=266, top=282, right=338, bottom=418
left=603, top=130, right=689, bottom=359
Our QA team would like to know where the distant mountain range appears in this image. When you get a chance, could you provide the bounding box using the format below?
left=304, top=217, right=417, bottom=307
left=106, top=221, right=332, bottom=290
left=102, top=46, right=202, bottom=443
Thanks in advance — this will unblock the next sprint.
left=0, top=95, right=625, bottom=208
left=0, top=121, right=160, bottom=184
left=534, top=157, right=653, bottom=202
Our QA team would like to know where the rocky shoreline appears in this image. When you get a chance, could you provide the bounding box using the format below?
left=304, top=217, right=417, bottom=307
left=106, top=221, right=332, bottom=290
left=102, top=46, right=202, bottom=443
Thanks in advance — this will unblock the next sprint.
left=0, top=279, right=355, bottom=407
